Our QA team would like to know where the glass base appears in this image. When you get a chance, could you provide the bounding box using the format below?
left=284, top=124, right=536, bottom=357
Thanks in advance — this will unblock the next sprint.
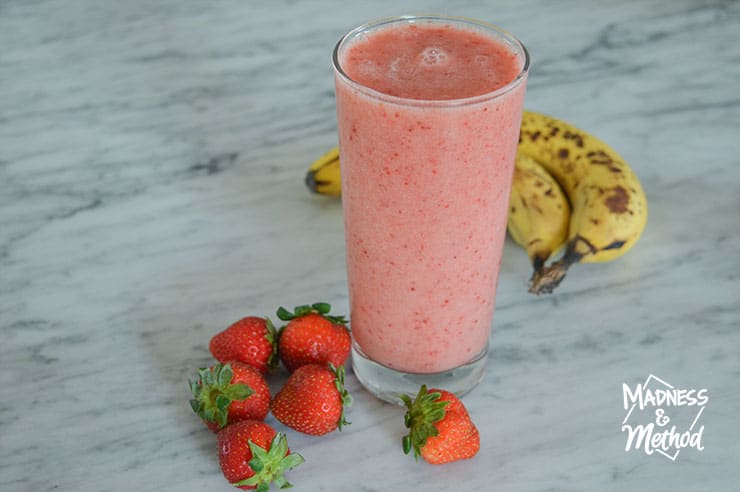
left=350, top=342, right=489, bottom=405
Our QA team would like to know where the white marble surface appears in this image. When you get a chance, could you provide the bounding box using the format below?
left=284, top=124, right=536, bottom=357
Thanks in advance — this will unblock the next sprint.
left=2, top=1, right=739, bottom=491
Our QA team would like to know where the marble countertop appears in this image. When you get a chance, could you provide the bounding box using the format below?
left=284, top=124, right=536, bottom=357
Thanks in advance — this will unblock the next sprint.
left=2, top=1, right=739, bottom=491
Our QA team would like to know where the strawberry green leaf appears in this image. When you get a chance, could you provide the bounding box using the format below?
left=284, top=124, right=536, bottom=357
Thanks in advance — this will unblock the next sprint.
left=199, top=366, right=213, bottom=386
left=247, top=441, right=269, bottom=473
left=216, top=394, right=230, bottom=412
left=225, top=383, right=253, bottom=401
left=401, top=385, right=450, bottom=460
left=329, top=364, right=353, bottom=430
left=189, top=398, right=201, bottom=414
left=279, top=454, right=305, bottom=470
left=218, top=364, right=233, bottom=387
left=273, top=475, right=289, bottom=489
left=216, top=409, right=227, bottom=429
left=402, top=435, right=412, bottom=455
left=264, top=317, right=280, bottom=371
left=270, top=431, right=289, bottom=459
left=325, top=314, right=348, bottom=325
left=276, top=307, right=295, bottom=321
left=293, top=305, right=313, bottom=317
left=311, top=302, right=331, bottom=314
left=249, top=457, right=264, bottom=473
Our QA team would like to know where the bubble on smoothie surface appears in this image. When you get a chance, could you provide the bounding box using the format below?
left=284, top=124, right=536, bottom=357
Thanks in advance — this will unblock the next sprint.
left=356, top=58, right=379, bottom=78
left=388, top=57, right=401, bottom=78
left=419, top=47, right=449, bottom=66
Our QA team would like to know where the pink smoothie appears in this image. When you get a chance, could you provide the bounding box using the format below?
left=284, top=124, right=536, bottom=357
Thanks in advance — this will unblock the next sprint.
left=335, top=20, right=527, bottom=374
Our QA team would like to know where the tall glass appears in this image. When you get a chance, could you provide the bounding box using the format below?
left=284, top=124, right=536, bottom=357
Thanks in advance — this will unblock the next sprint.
left=333, top=15, right=529, bottom=403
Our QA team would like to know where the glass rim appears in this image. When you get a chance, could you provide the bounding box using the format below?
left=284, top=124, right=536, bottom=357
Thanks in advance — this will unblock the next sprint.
left=332, top=14, right=530, bottom=107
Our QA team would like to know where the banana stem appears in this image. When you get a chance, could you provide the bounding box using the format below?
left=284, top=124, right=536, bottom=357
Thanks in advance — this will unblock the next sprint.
left=529, top=245, right=582, bottom=295
left=531, top=255, right=546, bottom=274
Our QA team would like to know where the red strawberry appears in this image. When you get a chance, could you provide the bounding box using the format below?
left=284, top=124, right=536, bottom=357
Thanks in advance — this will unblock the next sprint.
left=401, top=385, right=480, bottom=464
left=189, top=362, right=270, bottom=432
left=271, top=363, right=352, bottom=436
left=217, top=420, right=304, bottom=491
left=276, top=302, right=350, bottom=372
left=210, top=316, right=278, bottom=374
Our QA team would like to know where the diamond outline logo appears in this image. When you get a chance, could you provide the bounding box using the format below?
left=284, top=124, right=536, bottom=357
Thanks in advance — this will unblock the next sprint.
left=621, top=374, right=707, bottom=461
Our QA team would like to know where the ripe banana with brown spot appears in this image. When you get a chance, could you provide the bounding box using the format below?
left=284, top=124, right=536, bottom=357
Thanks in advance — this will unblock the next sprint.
left=518, top=111, right=648, bottom=294
left=507, top=153, right=570, bottom=278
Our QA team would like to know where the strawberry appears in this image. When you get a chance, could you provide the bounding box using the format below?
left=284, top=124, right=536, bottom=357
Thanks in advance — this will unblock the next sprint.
left=276, top=302, right=350, bottom=372
left=401, top=385, right=480, bottom=464
left=271, top=363, right=352, bottom=436
left=210, top=316, right=278, bottom=374
left=189, top=362, right=270, bottom=432
left=217, top=420, right=304, bottom=491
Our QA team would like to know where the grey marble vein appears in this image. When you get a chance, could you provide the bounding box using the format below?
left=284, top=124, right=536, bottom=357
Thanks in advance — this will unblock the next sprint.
left=1, top=0, right=739, bottom=491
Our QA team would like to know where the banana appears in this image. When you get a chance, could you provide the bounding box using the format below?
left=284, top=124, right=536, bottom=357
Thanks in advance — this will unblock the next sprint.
left=507, top=153, right=570, bottom=276
left=518, top=111, right=647, bottom=294
left=305, top=146, right=341, bottom=197
left=305, top=110, right=648, bottom=295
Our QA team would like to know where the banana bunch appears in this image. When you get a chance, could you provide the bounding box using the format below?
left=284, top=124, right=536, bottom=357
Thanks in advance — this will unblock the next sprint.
left=305, top=111, right=647, bottom=294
